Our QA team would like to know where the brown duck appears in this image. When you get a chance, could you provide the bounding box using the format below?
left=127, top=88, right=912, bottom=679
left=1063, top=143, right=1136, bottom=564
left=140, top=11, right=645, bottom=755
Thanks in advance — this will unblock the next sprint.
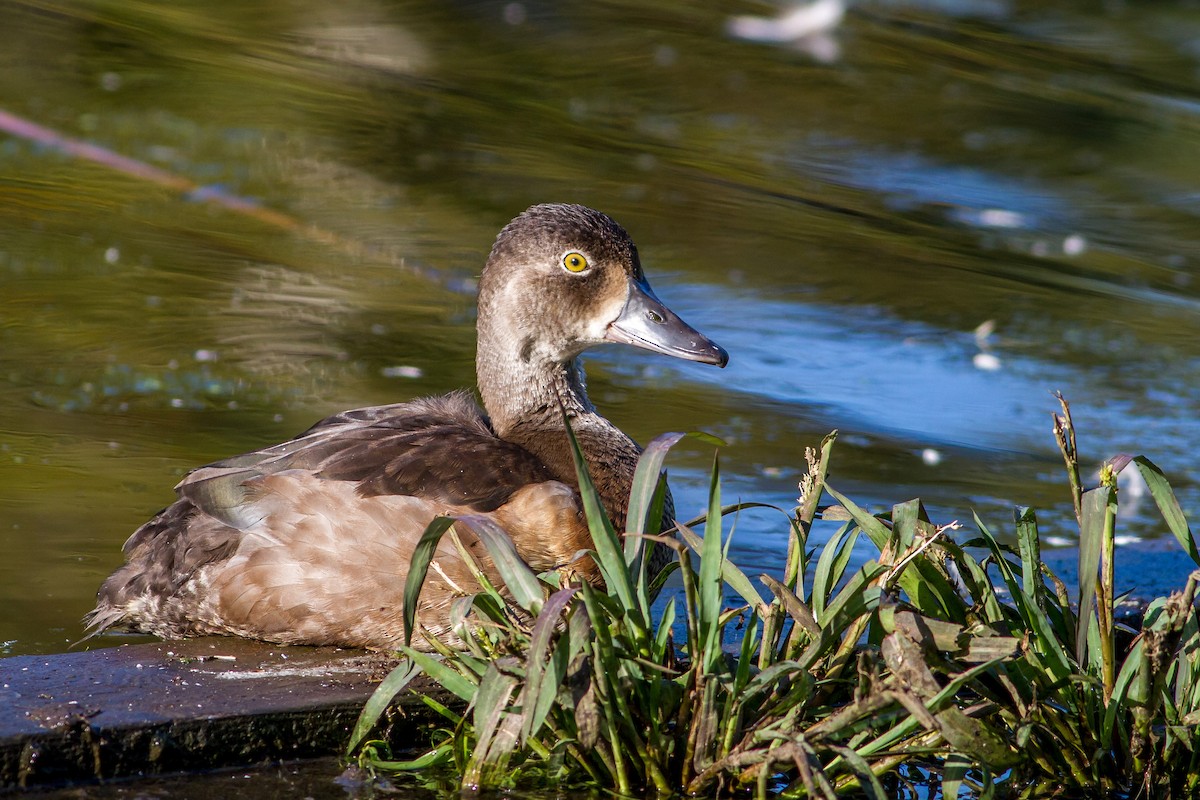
left=86, top=204, right=727, bottom=650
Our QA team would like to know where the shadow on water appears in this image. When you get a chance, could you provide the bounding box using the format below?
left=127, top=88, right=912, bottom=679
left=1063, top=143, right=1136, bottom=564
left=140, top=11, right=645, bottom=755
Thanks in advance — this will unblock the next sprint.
left=0, top=0, right=1198, bottom=665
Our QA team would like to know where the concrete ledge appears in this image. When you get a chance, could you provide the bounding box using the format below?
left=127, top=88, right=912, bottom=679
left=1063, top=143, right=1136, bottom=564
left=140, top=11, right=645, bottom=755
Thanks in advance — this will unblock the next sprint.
left=0, top=639, right=444, bottom=792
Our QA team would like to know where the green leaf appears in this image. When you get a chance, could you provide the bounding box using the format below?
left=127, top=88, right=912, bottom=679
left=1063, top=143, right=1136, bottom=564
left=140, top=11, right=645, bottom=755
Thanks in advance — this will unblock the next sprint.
left=403, top=516, right=457, bottom=647
left=832, top=744, right=888, bottom=799
left=862, top=655, right=1015, bottom=762
left=400, top=646, right=478, bottom=702
left=468, top=662, right=521, bottom=784
left=971, top=512, right=1072, bottom=683
left=653, top=595, right=676, bottom=661
left=1077, top=489, right=1109, bottom=665
left=821, top=484, right=892, bottom=551
left=941, top=752, right=970, bottom=800
left=635, top=474, right=668, bottom=605
left=626, top=432, right=686, bottom=537
left=562, top=413, right=638, bottom=615
left=1134, top=456, right=1200, bottom=567
left=798, top=562, right=885, bottom=670
left=626, top=430, right=723, bottom=536
left=1103, top=638, right=1145, bottom=747
left=521, top=586, right=578, bottom=743
left=624, top=440, right=673, bottom=610
left=473, top=661, right=519, bottom=739
left=346, top=658, right=421, bottom=756
left=456, top=514, right=544, bottom=614
left=812, top=521, right=859, bottom=622
left=892, top=498, right=922, bottom=550
left=827, top=484, right=961, bottom=620
left=734, top=610, right=759, bottom=693
left=647, top=559, right=680, bottom=599
left=698, top=453, right=725, bottom=673
left=362, top=743, right=453, bottom=771
left=1015, top=505, right=1042, bottom=607
left=677, top=525, right=766, bottom=608
left=741, top=659, right=805, bottom=698
left=416, top=692, right=464, bottom=726
left=939, top=538, right=1005, bottom=624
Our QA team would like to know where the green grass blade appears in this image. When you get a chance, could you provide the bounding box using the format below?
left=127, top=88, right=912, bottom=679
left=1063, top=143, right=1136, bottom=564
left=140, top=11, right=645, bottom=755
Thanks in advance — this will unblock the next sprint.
left=457, top=514, right=544, bottom=614
left=636, top=474, right=668, bottom=605
left=363, top=743, right=453, bottom=771
left=521, top=586, right=578, bottom=743
left=677, top=501, right=790, bottom=532
left=827, top=484, right=961, bottom=620
left=824, top=564, right=886, bottom=625
left=444, top=526, right=509, bottom=615
left=939, top=538, right=1006, bottom=624
left=822, top=484, right=892, bottom=549
left=653, top=594, right=676, bottom=661
left=347, top=658, right=421, bottom=756
left=734, top=610, right=759, bottom=692
left=798, top=563, right=885, bottom=669
left=741, top=659, right=806, bottom=698
left=562, top=412, right=638, bottom=615
left=861, top=655, right=1014, bottom=759
left=1134, top=456, right=1200, bottom=567
left=832, top=744, right=888, bottom=798
left=1076, top=490, right=1108, bottom=665
left=892, top=498, right=922, bottom=549
left=971, top=512, right=1073, bottom=682
left=647, top=558, right=680, bottom=599
left=1014, top=505, right=1041, bottom=607
left=626, top=430, right=724, bottom=536
left=622, top=433, right=683, bottom=608
left=400, top=646, right=478, bottom=702
left=677, top=525, right=766, bottom=608
left=1103, top=638, right=1146, bottom=747
left=698, top=453, right=725, bottom=672
left=404, top=516, right=457, bottom=647
left=473, top=661, right=518, bottom=738
left=469, top=662, right=520, bottom=784
left=417, top=692, right=465, bottom=726
left=812, top=521, right=859, bottom=622
left=942, top=752, right=970, bottom=800
left=626, top=432, right=686, bottom=538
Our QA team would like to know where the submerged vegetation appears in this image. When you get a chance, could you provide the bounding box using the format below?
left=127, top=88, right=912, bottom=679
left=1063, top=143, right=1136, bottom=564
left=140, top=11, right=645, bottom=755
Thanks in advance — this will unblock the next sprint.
left=348, top=396, right=1200, bottom=798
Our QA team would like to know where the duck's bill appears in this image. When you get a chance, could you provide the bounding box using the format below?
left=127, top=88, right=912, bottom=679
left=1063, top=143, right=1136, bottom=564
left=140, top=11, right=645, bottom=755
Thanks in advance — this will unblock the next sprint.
left=605, top=277, right=729, bottom=367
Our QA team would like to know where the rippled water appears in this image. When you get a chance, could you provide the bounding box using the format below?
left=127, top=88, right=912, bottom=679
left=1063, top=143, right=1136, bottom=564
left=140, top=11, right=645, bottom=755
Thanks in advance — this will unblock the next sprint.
left=1, top=0, right=1198, bottom=657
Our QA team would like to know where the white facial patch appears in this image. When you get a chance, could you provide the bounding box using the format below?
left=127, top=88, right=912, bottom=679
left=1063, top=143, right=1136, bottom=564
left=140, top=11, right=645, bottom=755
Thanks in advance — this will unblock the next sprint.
left=590, top=280, right=631, bottom=341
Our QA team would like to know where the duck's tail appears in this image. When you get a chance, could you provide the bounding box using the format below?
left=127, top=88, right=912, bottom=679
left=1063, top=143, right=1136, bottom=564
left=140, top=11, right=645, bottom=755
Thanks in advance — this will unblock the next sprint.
left=73, top=603, right=126, bottom=648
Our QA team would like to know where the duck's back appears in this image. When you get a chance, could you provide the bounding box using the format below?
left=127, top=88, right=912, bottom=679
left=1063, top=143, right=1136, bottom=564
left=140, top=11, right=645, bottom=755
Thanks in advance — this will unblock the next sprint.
left=86, top=391, right=593, bottom=649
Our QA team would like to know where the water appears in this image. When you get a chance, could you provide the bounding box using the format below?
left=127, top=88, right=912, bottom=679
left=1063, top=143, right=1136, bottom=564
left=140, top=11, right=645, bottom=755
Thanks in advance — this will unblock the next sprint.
left=0, top=0, right=1198, bottom=665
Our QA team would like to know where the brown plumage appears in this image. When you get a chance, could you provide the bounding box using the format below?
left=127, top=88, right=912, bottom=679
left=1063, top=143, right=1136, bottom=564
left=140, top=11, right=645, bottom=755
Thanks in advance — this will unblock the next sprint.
left=86, top=203, right=727, bottom=650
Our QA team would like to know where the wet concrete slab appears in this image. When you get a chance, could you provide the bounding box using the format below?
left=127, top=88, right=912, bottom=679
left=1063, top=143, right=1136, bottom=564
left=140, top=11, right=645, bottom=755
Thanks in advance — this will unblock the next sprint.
left=0, top=639, right=445, bottom=792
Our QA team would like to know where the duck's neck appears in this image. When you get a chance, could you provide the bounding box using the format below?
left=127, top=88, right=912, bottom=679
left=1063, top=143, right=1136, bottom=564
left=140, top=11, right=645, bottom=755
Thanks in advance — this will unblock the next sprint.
left=477, top=338, right=641, bottom=530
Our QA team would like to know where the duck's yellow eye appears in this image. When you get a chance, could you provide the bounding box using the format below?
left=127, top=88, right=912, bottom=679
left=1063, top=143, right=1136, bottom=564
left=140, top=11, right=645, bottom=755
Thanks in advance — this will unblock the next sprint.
left=562, top=251, right=589, bottom=273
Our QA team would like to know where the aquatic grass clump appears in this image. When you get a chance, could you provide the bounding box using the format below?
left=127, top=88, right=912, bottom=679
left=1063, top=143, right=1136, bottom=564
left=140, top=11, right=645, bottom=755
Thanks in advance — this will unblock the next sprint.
left=348, top=396, right=1200, bottom=798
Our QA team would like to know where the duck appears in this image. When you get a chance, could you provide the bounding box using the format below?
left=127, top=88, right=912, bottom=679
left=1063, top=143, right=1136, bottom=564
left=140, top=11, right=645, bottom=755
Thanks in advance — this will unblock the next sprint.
left=85, top=203, right=728, bottom=650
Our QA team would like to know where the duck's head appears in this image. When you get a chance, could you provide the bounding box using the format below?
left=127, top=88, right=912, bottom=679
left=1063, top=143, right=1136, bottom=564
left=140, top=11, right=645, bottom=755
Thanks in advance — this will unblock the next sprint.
left=477, top=204, right=728, bottom=373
